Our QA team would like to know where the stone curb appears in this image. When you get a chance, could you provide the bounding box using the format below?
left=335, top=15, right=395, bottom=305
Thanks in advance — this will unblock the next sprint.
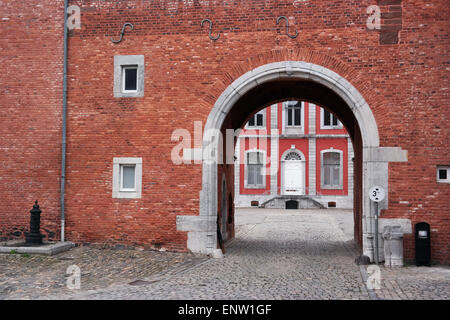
left=0, top=241, right=75, bottom=255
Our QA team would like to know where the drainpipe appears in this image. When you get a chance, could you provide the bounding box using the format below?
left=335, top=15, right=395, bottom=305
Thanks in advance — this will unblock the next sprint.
left=60, top=0, right=69, bottom=242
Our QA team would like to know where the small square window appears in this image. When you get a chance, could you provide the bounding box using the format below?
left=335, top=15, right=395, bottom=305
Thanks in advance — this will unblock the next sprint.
left=122, top=66, right=138, bottom=92
left=114, top=55, right=144, bottom=98
left=113, top=158, right=142, bottom=198
left=437, top=166, right=450, bottom=183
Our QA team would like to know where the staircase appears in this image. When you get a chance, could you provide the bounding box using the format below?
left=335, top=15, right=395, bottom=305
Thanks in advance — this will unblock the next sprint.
left=259, top=195, right=326, bottom=209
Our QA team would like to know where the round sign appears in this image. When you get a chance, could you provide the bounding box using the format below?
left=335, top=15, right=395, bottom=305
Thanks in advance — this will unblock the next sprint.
left=369, top=186, right=385, bottom=202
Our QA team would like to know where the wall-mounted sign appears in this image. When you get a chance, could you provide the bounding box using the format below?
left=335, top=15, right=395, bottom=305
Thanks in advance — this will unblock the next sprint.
left=369, top=186, right=385, bottom=202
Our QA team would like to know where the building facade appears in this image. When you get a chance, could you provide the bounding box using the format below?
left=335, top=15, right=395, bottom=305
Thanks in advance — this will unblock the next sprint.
left=235, top=102, right=354, bottom=209
left=0, top=1, right=448, bottom=263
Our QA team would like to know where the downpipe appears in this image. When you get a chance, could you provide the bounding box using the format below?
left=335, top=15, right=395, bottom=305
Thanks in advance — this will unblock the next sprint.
left=60, top=0, right=69, bottom=242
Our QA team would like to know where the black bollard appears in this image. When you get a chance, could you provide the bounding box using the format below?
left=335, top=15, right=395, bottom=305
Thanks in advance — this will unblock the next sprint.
left=25, top=200, right=44, bottom=245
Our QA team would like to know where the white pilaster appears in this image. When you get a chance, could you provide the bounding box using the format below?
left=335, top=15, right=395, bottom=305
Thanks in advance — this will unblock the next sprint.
left=308, top=103, right=316, bottom=135
left=308, top=103, right=316, bottom=195
left=308, top=138, right=316, bottom=195
left=234, top=138, right=241, bottom=202
left=270, top=104, right=279, bottom=195
left=348, top=138, right=354, bottom=201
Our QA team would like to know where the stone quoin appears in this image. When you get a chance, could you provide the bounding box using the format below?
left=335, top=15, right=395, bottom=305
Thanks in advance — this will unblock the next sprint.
left=0, top=0, right=448, bottom=263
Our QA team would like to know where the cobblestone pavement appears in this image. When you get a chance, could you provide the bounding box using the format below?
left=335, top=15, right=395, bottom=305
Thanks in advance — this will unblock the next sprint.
left=0, top=244, right=197, bottom=299
left=374, top=265, right=450, bottom=300
left=2, top=208, right=449, bottom=300
left=45, top=209, right=369, bottom=300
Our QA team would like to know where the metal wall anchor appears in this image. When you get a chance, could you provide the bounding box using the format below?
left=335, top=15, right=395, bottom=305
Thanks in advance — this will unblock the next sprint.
left=276, top=16, right=299, bottom=39
left=201, top=19, right=220, bottom=41
left=111, top=23, right=134, bottom=44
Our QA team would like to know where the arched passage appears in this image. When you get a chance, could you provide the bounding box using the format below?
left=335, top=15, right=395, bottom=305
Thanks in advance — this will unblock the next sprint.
left=177, top=61, right=407, bottom=260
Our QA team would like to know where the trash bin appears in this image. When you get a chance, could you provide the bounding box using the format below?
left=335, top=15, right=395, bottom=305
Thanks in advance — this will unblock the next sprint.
left=415, top=222, right=431, bottom=266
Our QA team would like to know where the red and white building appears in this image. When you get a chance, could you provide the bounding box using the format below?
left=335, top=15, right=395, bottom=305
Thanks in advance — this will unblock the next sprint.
left=235, top=101, right=354, bottom=209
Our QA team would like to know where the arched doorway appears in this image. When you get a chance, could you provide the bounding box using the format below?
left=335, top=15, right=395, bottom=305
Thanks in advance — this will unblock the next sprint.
left=176, top=61, right=407, bottom=261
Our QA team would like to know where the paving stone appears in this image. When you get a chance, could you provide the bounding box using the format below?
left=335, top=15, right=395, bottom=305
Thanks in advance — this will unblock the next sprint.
left=1, top=209, right=448, bottom=300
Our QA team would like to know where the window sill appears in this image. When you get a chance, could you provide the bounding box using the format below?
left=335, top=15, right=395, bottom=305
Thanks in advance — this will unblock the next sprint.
left=320, top=126, right=343, bottom=130
left=244, top=185, right=266, bottom=189
left=112, top=192, right=141, bottom=199
left=113, top=91, right=144, bottom=98
left=246, top=126, right=266, bottom=130
left=321, top=186, right=344, bottom=190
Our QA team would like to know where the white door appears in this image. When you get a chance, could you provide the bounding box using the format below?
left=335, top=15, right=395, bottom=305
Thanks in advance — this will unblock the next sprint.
left=283, top=161, right=304, bottom=195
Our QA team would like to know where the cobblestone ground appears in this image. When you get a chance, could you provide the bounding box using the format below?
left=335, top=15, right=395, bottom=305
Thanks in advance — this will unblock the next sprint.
left=0, top=244, right=197, bottom=299
left=45, top=209, right=369, bottom=300
left=1, top=208, right=449, bottom=300
left=374, top=265, right=450, bottom=300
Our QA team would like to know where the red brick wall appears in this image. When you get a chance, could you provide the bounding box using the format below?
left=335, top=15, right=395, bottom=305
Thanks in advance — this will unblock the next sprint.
left=0, top=1, right=64, bottom=242
left=0, top=0, right=448, bottom=262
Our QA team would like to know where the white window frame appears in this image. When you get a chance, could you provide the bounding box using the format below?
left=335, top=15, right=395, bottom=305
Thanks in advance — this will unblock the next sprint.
left=282, top=101, right=304, bottom=134
left=285, top=101, right=302, bottom=127
left=320, top=149, right=344, bottom=190
left=437, top=166, right=450, bottom=183
left=244, top=149, right=266, bottom=189
left=113, top=157, right=142, bottom=198
left=245, top=109, right=266, bottom=129
left=119, top=164, right=136, bottom=191
left=114, top=55, right=145, bottom=98
left=320, top=108, right=343, bottom=129
left=122, top=65, right=139, bottom=93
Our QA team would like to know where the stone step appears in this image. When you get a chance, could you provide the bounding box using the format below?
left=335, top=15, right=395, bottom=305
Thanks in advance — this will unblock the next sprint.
left=259, top=195, right=326, bottom=209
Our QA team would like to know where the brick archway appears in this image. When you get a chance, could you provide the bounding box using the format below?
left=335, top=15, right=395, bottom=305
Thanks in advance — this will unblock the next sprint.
left=177, top=61, right=407, bottom=259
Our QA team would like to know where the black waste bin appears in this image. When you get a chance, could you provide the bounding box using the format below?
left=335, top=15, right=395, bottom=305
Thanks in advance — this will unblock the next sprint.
left=415, top=222, right=431, bottom=266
